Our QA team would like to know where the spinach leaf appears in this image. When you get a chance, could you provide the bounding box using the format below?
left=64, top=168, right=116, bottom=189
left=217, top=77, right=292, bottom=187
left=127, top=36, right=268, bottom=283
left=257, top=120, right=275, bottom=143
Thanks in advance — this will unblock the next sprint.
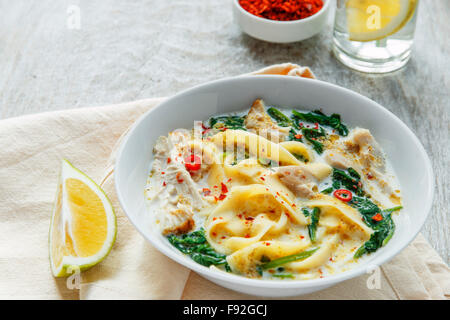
left=320, top=187, right=333, bottom=194
left=292, top=110, right=349, bottom=136
left=272, top=274, right=294, bottom=279
left=349, top=196, right=380, bottom=226
left=267, top=107, right=292, bottom=127
left=209, top=115, right=246, bottom=130
left=332, top=168, right=364, bottom=196
left=383, top=206, right=403, bottom=214
left=302, top=207, right=320, bottom=242
left=301, top=127, right=326, bottom=154
left=168, top=229, right=230, bottom=270
left=354, top=213, right=396, bottom=259
left=260, top=248, right=319, bottom=270
left=351, top=203, right=402, bottom=259
left=288, top=128, right=303, bottom=142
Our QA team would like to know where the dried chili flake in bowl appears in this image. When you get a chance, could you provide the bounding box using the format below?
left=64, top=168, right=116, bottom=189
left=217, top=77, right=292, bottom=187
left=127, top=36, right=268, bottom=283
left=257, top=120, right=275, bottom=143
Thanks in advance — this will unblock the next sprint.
left=238, top=0, right=324, bottom=22
left=233, top=0, right=330, bottom=43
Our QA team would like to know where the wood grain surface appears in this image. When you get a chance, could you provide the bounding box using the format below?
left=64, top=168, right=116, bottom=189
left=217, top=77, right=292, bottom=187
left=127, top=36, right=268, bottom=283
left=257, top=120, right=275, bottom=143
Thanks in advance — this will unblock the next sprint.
left=0, top=0, right=448, bottom=263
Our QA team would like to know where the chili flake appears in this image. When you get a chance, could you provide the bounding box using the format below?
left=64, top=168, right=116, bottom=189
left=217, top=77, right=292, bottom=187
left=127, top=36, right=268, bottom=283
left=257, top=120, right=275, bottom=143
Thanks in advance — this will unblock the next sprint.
left=176, top=172, right=184, bottom=184
left=221, top=182, right=229, bottom=194
left=238, top=0, right=324, bottom=22
left=218, top=194, right=227, bottom=201
left=372, top=213, right=383, bottom=222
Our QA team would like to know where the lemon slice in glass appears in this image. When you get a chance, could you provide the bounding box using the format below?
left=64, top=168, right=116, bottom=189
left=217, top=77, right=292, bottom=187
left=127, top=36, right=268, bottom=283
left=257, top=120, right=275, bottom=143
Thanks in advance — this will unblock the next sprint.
left=49, top=159, right=116, bottom=277
left=346, top=0, right=417, bottom=42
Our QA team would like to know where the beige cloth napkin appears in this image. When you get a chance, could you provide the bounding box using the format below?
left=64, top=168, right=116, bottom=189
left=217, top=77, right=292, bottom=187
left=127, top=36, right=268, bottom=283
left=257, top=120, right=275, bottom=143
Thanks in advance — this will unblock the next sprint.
left=0, top=64, right=448, bottom=300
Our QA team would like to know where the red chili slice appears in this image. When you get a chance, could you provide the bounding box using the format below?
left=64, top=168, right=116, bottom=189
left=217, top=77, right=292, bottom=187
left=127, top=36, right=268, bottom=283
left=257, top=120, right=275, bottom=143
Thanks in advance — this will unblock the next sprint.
left=333, top=189, right=353, bottom=202
left=184, top=154, right=201, bottom=171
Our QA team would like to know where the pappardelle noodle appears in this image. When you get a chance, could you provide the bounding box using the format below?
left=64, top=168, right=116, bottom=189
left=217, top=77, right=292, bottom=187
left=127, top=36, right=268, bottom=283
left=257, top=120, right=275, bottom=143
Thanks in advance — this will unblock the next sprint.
left=145, top=99, right=403, bottom=280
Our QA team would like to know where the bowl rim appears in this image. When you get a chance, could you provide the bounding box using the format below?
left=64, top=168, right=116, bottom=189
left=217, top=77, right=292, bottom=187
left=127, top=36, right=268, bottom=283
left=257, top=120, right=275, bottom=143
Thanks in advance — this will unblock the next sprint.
left=115, top=75, right=434, bottom=290
left=232, top=0, right=331, bottom=25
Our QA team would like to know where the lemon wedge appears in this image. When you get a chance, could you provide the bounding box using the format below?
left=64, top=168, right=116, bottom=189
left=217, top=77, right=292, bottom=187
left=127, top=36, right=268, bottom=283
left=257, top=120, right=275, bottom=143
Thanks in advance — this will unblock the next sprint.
left=346, top=0, right=417, bottom=42
left=49, top=159, right=116, bottom=277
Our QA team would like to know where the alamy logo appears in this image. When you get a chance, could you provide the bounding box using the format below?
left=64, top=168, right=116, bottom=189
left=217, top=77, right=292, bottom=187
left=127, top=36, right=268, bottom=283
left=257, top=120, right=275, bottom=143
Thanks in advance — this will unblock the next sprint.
left=366, top=5, right=381, bottom=30
left=67, top=5, right=81, bottom=30
left=366, top=264, right=381, bottom=290
left=66, top=265, right=81, bottom=289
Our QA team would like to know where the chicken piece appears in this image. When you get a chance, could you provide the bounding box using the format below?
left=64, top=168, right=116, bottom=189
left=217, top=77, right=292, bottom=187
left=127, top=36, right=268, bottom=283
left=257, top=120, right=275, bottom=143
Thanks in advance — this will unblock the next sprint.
left=275, top=163, right=331, bottom=199
left=149, top=135, right=208, bottom=235
left=163, top=164, right=206, bottom=209
left=244, top=99, right=290, bottom=142
left=323, top=149, right=352, bottom=169
left=346, top=128, right=386, bottom=173
left=277, top=167, right=316, bottom=198
left=162, top=208, right=195, bottom=235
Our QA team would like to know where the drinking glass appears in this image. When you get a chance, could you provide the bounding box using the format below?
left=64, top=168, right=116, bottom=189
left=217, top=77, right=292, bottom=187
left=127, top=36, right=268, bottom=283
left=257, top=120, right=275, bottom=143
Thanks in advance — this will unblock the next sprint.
left=333, top=0, right=419, bottom=73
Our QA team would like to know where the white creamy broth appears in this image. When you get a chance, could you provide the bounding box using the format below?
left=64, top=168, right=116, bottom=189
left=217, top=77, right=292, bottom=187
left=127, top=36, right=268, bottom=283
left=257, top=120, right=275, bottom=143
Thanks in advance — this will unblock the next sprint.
left=144, top=99, right=403, bottom=280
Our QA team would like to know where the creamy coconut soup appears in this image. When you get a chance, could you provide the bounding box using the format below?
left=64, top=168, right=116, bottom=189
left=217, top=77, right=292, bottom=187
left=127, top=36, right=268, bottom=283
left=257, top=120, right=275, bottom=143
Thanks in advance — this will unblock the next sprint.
left=144, top=99, right=402, bottom=280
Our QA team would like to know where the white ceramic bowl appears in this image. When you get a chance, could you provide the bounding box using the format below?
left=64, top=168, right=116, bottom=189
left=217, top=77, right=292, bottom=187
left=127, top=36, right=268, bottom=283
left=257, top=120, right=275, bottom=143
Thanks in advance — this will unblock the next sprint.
left=115, top=76, right=434, bottom=297
left=232, top=0, right=331, bottom=43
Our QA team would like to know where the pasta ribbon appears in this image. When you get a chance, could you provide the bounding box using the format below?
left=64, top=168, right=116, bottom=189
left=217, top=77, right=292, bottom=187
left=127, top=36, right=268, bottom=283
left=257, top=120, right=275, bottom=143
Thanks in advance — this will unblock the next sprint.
left=205, top=185, right=306, bottom=255
left=212, top=130, right=301, bottom=166
left=286, top=235, right=339, bottom=271
left=306, top=194, right=373, bottom=237
left=280, top=140, right=314, bottom=162
left=227, top=240, right=310, bottom=276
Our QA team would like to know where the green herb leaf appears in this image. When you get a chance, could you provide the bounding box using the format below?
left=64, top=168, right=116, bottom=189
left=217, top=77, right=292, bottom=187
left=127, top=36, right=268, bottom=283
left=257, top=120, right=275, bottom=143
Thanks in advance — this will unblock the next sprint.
left=261, top=248, right=319, bottom=270
left=309, top=208, right=320, bottom=242
left=351, top=202, right=399, bottom=259
left=288, top=128, right=303, bottom=142
left=272, top=274, right=295, bottom=279
left=292, top=110, right=349, bottom=136
left=349, top=196, right=380, bottom=226
left=167, top=229, right=229, bottom=269
left=301, top=127, right=326, bottom=154
left=302, top=207, right=320, bottom=242
left=209, top=115, right=246, bottom=130
left=267, top=107, right=292, bottom=127
left=333, top=168, right=364, bottom=196
left=382, top=206, right=403, bottom=214
left=320, top=187, right=333, bottom=194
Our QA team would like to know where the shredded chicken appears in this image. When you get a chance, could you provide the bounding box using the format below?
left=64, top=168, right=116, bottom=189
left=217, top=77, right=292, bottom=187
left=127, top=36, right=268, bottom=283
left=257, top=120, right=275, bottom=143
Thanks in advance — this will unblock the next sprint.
left=347, top=128, right=386, bottom=173
left=276, top=165, right=317, bottom=199
left=244, top=99, right=290, bottom=142
left=323, top=149, right=352, bottom=169
left=162, top=208, right=195, bottom=235
left=149, top=136, right=208, bottom=235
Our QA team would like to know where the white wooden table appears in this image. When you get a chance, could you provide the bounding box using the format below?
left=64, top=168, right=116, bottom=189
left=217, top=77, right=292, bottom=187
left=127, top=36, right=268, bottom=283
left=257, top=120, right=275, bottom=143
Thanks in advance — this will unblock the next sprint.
left=0, top=0, right=448, bottom=263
